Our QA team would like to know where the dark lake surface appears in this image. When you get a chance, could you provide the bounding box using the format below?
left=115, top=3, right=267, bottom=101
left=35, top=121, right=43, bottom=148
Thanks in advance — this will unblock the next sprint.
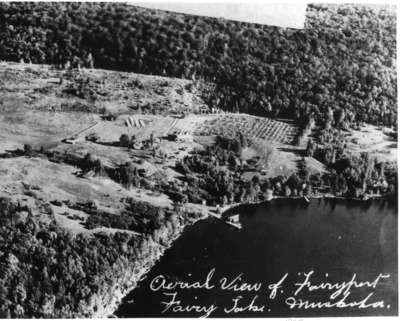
left=116, top=198, right=397, bottom=318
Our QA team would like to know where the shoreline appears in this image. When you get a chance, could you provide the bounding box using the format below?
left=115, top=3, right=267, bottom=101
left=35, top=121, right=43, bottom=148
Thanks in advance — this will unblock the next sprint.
left=95, top=193, right=392, bottom=318
left=204, top=193, right=392, bottom=216
left=91, top=212, right=208, bottom=319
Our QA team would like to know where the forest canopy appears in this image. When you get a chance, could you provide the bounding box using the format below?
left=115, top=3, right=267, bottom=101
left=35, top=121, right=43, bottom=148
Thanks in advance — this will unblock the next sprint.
left=0, top=3, right=396, bottom=128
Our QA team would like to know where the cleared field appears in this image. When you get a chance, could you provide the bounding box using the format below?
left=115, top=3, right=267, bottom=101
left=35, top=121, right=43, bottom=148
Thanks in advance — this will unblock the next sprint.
left=54, top=141, right=134, bottom=167
left=345, top=124, right=397, bottom=163
left=82, top=115, right=176, bottom=142
left=0, top=61, right=334, bottom=251
left=0, top=157, right=173, bottom=234
left=0, top=110, right=98, bottom=152
left=194, top=113, right=299, bottom=145
left=56, top=113, right=204, bottom=166
left=0, top=61, right=207, bottom=116
left=167, top=114, right=212, bottom=135
left=79, top=113, right=210, bottom=144
left=0, top=62, right=327, bottom=218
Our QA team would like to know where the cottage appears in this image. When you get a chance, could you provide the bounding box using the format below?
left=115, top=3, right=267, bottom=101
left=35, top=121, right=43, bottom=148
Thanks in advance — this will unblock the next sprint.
left=101, top=114, right=116, bottom=121
left=200, top=107, right=209, bottom=114
left=63, top=136, right=79, bottom=144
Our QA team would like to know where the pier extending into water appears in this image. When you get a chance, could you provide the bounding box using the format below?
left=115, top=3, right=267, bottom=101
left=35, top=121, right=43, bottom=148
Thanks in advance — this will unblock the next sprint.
left=208, top=211, right=242, bottom=229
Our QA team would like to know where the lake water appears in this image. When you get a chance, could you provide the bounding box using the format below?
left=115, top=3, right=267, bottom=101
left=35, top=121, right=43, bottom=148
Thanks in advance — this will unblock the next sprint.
left=115, top=198, right=397, bottom=317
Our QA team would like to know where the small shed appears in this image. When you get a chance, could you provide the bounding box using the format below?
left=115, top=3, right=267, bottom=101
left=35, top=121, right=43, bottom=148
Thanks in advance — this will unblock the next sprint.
left=228, top=214, right=240, bottom=223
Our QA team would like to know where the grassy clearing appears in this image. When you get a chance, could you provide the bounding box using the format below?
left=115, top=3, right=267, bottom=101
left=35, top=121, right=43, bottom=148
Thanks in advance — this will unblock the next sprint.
left=0, top=157, right=175, bottom=234
left=0, top=61, right=207, bottom=115
left=0, top=62, right=327, bottom=235
left=345, top=124, right=397, bottom=163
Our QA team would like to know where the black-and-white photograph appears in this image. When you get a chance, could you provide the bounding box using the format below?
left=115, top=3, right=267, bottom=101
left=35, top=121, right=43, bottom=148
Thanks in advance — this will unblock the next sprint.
left=0, top=1, right=397, bottom=318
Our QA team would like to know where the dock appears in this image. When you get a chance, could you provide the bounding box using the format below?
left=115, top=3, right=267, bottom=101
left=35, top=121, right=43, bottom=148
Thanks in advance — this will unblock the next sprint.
left=182, top=202, right=242, bottom=230
left=208, top=211, right=242, bottom=230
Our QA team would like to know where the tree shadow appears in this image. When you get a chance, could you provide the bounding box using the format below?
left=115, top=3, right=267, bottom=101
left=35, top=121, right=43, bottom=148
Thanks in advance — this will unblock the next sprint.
left=277, top=146, right=305, bottom=157
left=0, top=148, right=25, bottom=158
left=94, top=140, right=120, bottom=147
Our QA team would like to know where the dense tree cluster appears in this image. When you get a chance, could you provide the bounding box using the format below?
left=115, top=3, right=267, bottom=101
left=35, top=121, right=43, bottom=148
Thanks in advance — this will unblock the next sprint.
left=81, top=153, right=106, bottom=176
left=311, top=127, right=398, bottom=197
left=178, top=136, right=397, bottom=206
left=0, top=3, right=396, bottom=127
left=0, top=198, right=134, bottom=317
left=86, top=199, right=175, bottom=234
left=0, top=196, right=197, bottom=318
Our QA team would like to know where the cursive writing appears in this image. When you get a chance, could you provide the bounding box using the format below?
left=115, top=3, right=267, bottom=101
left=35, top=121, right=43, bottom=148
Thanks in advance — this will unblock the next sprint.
left=294, top=271, right=390, bottom=300
left=286, top=292, right=385, bottom=309
left=220, top=273, right=262, bottom=292
left=160, top=292, right=217, bottom=318
left=147, top=268, right=391, bottom=317
left=224, top=295, right=265, bottom=313
left=150, top=268, right=215, bottom=292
